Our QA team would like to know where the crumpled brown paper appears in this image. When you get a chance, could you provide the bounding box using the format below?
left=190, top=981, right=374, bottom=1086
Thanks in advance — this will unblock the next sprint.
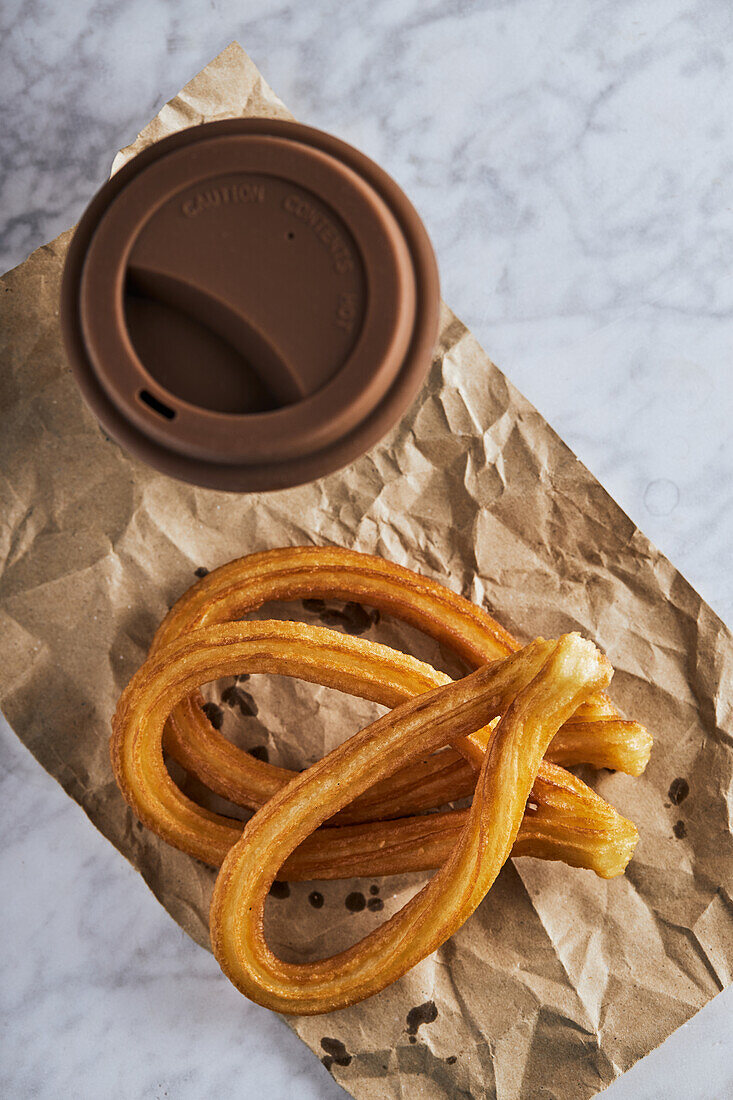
left=1, top=42, right=731, bottom=1100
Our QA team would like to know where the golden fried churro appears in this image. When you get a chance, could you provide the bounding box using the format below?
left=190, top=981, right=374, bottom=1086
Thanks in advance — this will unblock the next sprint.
left=209, top=633, right=612, bottom=1013
left=112, top=621, right=635, bottom=876
left=154, top=547, right=651, bottom=820
left=283, top=760, right=637, bottom=882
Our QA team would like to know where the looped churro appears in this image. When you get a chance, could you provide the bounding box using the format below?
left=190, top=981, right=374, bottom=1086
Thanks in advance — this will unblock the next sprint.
left=283, top=758, right=638, bottom=882
left=112, top=621, right=636, bottom=877
left=154, top=547, right=652, bottom=822
left=208, top=633, right=612, bottom=1013
left=110, top=542, right=647, bottom=1014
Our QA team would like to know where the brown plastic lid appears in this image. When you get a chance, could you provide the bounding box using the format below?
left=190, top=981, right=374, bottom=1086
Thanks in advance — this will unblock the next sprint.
left=61, top=119, right=440, bottom=491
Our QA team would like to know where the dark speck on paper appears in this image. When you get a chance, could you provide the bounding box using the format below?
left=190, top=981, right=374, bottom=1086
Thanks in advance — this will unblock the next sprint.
left=673, top=820, right=687, bottom=839
left=303, top=599, right=380, bottom=636
left=345, top=891, right=365, bottom=912
left=308, top=891, right=324, bottom=909
left=303, top=598, right=326, bottom=612
left=668, top=777, right=689, bottom=805
left=406, top=1001, right=438, bottom=1036
left=320, top=1037, right=351, bottom=1072
left=369, top=884, right=380, bottom=895
left=446, top=1055, right=457, bottom=1065
left=201, top=702, right=223, bottom=730
left=221, top=684, right=258, bottom=716
left=367, top=897, right=383, bottom=912
left=194, top=566, right=209, bottom=578
left=269, top=880, right=290, bottom=899
left=337, top=602, right=380, bottom=635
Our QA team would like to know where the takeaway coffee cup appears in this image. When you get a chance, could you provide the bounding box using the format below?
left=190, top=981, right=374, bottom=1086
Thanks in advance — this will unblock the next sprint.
left=61, top=119, right=440, bottom=492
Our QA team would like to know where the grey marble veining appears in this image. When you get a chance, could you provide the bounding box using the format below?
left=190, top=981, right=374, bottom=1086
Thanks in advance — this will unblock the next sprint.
left=1, top=2, right=732, bottom=1098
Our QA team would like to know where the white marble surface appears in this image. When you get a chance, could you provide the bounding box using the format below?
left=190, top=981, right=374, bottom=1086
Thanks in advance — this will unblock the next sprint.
left=1, top=1, right=732, bottom=1097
